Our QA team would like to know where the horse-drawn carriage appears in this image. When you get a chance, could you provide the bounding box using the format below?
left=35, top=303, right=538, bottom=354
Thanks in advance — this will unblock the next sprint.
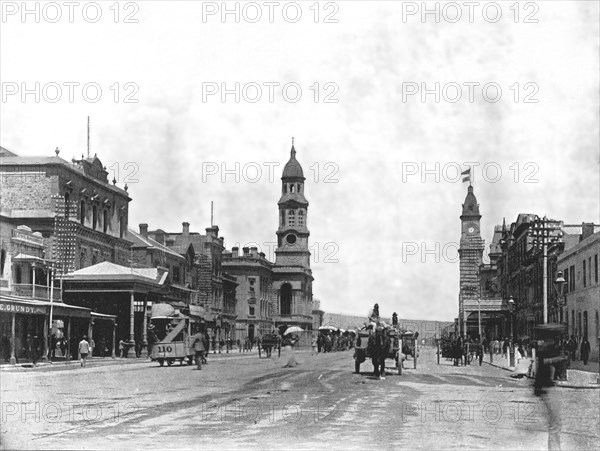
left=258, top=333, right=281, bottom=358
left=353, top=326, right=403, bottom=375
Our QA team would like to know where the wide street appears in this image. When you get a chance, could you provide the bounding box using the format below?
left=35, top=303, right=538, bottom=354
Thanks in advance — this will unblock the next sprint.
left=1, top=347, right=598, bottom=450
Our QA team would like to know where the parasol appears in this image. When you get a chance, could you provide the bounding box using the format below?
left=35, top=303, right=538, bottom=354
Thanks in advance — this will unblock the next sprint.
left=284, top=326, right=304, bottom=335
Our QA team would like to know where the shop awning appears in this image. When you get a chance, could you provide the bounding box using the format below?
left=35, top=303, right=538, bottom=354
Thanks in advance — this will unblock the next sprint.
left=0, top=294, right=91, bottom=319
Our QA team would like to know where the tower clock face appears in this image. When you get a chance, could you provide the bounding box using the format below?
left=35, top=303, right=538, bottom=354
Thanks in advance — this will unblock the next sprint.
left=466, top=224, right=478, bottom=235
left=286, top=234, right=297, bottom=245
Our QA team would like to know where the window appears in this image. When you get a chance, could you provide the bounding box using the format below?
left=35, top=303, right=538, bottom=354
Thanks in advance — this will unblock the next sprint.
left=80, top=200, right=86, bottom=224
left=298, top=210, right=304, bottom=227
left=280, top=283, right=292, bottom=315
left=249, top=306, right=255, bottom=316
left=288, top=210, right=295, bottom=226
left=583, top=311, right=588, bottom=338
left=173, top=265, right=180, bottom=283
left=589, top=257, right=592, bottom=286
left=283, top=184, right=287, bottom=194
left=280, top=210, right=285, bottom=226
left=583, top=259, right=587, bottom=287
left=0, top=249, right=5, bottom=275
left=569, top=265, right=575, bottom=291
left=595, top=254, right=598, bottom=284
left=15, top=266, right=22, bottom=284
left=290, top=184, right=295, bottom=193
left=103, top=209, right=108, bottom=233
left=119, top=216, right=125, bottom=239
left=564, top=268, right=569, bottom=294
left=92, top=205, right=98, bottom=230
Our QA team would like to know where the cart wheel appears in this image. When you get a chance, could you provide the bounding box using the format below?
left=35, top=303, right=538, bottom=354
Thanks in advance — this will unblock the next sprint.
left=187, top=357, right=193, bottom=365
left=355, top=358, right=360, bottom=374
left=179, top=358, right=184, bottom=366
left=167, top=358, right=174, bottom=366
left=158, top=359, right=164, bottom=367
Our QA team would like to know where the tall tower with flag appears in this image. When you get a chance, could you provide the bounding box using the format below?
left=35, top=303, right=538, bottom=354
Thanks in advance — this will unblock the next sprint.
left=458, top=171, right=484, bottom=338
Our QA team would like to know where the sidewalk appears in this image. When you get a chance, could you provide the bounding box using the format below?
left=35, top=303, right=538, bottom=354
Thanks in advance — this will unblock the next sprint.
left=0, top=347, right=268, bottom=373
left=483, top=353, right=600, bottom=389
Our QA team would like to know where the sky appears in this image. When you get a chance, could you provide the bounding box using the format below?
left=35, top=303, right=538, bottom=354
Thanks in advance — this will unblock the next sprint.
left=2, top=1, right=599, bottom=321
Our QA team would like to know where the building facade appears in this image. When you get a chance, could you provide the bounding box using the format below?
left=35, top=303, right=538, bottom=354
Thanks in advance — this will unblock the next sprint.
left=557, top=229, right=599, bottom=362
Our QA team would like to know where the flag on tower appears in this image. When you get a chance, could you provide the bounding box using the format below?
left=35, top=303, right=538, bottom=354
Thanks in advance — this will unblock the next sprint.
left=461, top=168, right=471, bottom=183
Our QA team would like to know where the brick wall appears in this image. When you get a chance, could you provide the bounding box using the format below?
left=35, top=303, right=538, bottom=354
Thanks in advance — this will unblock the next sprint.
left=0, top=173, right=56, bottom=212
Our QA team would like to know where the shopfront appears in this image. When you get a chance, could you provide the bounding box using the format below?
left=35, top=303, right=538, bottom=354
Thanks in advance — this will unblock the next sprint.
left=0, top=298, right=46, bottom=364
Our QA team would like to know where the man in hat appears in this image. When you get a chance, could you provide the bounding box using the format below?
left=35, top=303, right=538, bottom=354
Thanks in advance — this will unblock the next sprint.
left=191, top=330, right=206, bottom=370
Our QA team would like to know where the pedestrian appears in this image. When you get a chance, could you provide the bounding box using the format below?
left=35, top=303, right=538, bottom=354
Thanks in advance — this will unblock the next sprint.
left=119, top=338, right=126, bottom=358
left=78, top=335, right=90, bottom=367
left=59, top=337, right=67, bottom=358
left=580, top=337, right=591, bottom=365
left=311, top=336, right=318, bottom=356
left=282, top=334, right=299, bottom=367
left=568, top=335, right=577, bottom=361
left=219, top=338, right=224, bottom=353
left=191, top=330, right=205, bottom=370
left=237, top=339, right=242, bottom=353
left=211, top=336, right=216, bottom=354
left=202, top=334, right=209, bottom=363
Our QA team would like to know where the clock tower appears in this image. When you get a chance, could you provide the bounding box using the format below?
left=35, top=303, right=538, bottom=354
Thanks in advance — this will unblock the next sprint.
left=458, top=185, right=484, bottom=338
left=272, top=140, right=313, bottom=331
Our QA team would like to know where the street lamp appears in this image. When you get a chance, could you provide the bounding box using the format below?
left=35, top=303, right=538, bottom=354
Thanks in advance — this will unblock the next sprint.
left=508, top=296, right=515, bottom=368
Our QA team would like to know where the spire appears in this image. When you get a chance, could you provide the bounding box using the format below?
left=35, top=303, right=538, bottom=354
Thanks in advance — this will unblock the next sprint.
left=461, top=185, right=481, bottom=218
left=282, top=138, right=304, bottom=179
left=291, top=137, right=296, bottom=158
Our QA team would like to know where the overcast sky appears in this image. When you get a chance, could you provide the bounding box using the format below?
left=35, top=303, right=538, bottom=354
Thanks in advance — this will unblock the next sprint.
left=2, top=1, right=599, bottom=320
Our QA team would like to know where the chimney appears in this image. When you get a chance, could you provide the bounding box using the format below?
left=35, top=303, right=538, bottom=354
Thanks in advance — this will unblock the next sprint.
left=242, top=247, right=250, bottom=257
left=182, top=222, right=190, bottom=236
left=139, top=223, right=148, bottom=238
left=155, top=229, right=165, bottom=245
left=232, top=247, right=239, bottom=258
left=581, top=222, right=595, bottom=241
left=250, top=246, right=258, bottom=258
left=206, top=225, right=219, bottom=238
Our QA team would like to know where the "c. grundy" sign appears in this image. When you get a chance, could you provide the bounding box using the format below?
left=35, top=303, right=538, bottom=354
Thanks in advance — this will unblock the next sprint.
left=0, top=301, right=46, bottom=315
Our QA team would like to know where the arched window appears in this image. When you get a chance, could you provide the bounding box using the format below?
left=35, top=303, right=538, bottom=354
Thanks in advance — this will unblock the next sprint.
left=290, top=184, right=295, bottom=193
left=249, top=305, right=255, bottom=316
left=283, top=184, right=287, bottom=194
left=92, top=205, right=98, bottom=229
left=103, top=209, right=108, bottom=233
left=297, top=183, right=301, bottom=193
left=288, top=210, right=295, bottom=226
left=280, top=283, right=292, bottom=315
left=298, top=210, right=305, bottom=227
left=80, top=200, right=86, bottom=225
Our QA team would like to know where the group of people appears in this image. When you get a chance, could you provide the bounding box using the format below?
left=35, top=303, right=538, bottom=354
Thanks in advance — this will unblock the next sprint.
left=316, top=331, right=353, bottom=353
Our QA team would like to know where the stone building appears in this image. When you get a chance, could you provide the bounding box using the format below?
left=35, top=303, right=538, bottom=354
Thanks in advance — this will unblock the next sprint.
left=222, top=246, right=275, bottom=341
left=557, top=228, right=599, bottom=362
left=0, top=146, right=131, bottom=363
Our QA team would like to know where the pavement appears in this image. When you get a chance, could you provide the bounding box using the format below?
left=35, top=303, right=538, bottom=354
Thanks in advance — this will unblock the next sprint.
left=481, top=353, right=600, bottom=389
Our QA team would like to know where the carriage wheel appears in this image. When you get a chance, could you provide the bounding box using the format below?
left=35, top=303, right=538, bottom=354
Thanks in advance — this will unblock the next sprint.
left=187, top=356, right=193, bottom=365
left=158, top=359, right=164, bottom=367
left=167, top=358, right=174, bottom=366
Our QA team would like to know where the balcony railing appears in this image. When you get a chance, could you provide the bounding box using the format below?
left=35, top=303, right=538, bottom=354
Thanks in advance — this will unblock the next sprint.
left=12, top=284, right=61, bottom=301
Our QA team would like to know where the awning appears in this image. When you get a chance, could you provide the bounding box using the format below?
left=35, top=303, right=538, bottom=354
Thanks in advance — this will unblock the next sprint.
left=0, top=295, right=91, bottom=319
left=51, top=302, right=91, bottom=319
left=13, top=253, right=47, bottom=264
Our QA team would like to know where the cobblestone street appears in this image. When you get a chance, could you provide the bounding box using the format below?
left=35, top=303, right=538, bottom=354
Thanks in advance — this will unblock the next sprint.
left=1, top=348, right=598, bottom=449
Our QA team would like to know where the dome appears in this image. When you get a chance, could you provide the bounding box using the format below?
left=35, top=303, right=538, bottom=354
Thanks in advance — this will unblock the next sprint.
left=282, top=146, right=304, bottom=179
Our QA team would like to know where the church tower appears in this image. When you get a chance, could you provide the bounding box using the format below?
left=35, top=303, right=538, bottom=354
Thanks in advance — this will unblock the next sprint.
left=272, top=139, right=313, bottom=331
left=458, top=185, right=484, bottom=338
